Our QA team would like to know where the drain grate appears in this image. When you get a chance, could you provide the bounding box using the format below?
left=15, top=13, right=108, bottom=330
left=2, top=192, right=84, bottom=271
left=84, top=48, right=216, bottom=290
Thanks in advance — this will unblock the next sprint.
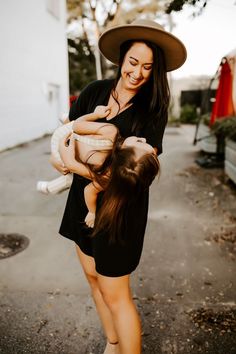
left=0, top=233, right=30, bottom=259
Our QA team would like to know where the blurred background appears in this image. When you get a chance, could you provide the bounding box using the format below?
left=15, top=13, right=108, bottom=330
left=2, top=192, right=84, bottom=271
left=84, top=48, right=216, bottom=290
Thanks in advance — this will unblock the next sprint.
left=0, top=0, right=236, bottom=172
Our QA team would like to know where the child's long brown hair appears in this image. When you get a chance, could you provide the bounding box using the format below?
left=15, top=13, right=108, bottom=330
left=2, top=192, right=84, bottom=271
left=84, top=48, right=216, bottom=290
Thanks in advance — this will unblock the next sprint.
left=91, top=143, right=160, bottom=244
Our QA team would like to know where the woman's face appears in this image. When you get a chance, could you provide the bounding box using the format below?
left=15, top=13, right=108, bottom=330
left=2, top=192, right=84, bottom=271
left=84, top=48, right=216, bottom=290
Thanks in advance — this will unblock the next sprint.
left=120, top=42, right=153, bottom=91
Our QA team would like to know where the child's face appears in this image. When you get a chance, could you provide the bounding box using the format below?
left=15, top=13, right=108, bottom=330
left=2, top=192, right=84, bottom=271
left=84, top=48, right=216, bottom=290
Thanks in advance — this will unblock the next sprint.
left=122, top=136, right=155, bottom=157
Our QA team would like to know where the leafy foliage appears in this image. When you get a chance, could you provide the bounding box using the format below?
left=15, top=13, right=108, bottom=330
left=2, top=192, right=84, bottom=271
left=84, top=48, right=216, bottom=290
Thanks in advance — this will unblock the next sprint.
left=67, top=0, right=123, bottom=35
left=211, top=117, right=236, bottom=142
left=179, top=104, right=198, bottom=124
left=201, top=113, right=210, bottom=126
left=68, top=37, right=96, bottom=94
left=165, top=0, right=208, bottom=15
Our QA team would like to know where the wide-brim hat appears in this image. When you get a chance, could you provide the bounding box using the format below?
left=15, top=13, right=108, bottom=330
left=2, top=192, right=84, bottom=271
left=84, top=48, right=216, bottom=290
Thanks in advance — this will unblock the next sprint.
left=98, top=19, right=187, bottom=72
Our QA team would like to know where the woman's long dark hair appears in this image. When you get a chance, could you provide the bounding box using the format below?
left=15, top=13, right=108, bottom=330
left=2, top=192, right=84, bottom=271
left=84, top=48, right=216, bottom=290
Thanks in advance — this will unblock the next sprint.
left=91, top=141, right=160, bottom=244
left=87, top=41, right=168, bottom=243
left=111, top=39, right=170, bottom=134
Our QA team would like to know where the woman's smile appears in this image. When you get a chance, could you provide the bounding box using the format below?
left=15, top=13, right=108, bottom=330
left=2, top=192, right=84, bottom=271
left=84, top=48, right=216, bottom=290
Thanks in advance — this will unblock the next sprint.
left=121, top=42, right=153, bottom=91
left=128, top=74, right=142, bottom=85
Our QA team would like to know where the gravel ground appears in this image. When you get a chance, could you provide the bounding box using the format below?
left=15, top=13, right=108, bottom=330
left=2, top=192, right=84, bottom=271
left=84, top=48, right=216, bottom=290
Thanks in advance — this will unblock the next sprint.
left=0, top=124, right=236, bottom=354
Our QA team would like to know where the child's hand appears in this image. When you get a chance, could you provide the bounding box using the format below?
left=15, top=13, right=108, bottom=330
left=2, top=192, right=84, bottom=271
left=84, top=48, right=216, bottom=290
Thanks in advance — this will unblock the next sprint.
left=85, top=212, right=95, bottom=228
left=94, top=105, right=111, bottom=119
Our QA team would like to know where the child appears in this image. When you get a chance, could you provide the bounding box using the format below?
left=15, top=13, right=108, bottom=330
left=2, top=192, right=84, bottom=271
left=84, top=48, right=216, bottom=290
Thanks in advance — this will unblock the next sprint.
left=37, top=120, right=74, bottom=195
left=38, top=105, right=160, bottom=230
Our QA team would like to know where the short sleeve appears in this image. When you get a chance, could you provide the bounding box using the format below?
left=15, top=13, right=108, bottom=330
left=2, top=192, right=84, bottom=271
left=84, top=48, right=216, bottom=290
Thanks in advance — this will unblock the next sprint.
left=142, top=115, right=168, bottom=156
left=69, top=87, right=88, bottom=120
left=69, top=81, right=96, bottom=121
left=69, top=80, right=112, bottom=121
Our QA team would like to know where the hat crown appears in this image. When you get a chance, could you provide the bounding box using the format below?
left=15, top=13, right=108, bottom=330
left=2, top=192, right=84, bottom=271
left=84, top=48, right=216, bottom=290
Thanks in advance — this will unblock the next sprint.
left=131, top=19, right=165, bottom=32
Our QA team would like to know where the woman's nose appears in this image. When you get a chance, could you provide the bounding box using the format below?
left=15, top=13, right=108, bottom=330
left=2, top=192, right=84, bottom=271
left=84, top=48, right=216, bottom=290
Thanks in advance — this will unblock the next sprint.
left=133, top=66, right=142, bottom=78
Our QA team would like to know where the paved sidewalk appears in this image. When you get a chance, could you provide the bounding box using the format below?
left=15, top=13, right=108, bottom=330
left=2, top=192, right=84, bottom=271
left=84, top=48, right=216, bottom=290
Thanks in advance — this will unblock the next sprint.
left=0, top=125, right=236, bottom=354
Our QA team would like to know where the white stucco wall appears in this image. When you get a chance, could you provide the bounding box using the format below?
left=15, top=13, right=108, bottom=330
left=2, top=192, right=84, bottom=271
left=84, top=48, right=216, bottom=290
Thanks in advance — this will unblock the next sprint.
left=0, top=0, right=69, bottom=151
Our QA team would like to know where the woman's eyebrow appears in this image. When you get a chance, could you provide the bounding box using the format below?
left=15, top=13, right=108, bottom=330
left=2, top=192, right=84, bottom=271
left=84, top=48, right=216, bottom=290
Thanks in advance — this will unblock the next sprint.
left=129, top=56, right=153, bottom=65
left=129, top=56, right=138, bottom=62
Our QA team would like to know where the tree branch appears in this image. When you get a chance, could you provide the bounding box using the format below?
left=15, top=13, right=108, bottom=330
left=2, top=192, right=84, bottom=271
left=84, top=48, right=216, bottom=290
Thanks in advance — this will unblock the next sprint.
left=165, top=0, right=208, bottom=15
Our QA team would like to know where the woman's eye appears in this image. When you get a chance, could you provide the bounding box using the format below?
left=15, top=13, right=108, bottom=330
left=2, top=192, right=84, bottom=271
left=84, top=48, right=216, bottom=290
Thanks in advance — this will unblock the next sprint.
left=144, top=66, right=152, bottom=71
left=129, top=61, right=136, bottom=66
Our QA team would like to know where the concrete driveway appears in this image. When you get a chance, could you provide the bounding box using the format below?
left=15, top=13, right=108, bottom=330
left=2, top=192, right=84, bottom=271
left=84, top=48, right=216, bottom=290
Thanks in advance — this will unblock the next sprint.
left=0, top=125, right=235, bottom=354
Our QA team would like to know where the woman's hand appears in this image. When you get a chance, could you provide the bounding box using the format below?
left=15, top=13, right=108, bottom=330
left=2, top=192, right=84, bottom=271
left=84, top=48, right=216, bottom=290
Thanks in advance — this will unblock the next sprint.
left=49, top=154, right=70, bottom=175
left=94, top=105, right=111, bottom=119
left=58, top=133, right=92, bottom=179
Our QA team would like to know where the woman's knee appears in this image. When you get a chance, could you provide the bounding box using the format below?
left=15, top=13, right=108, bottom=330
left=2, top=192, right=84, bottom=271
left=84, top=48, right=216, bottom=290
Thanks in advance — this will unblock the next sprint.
left=75, top=245, right=99, bottom=291
left=100, top=291, right=120, bottom=312
left=98, top=275, right=132, bottom=312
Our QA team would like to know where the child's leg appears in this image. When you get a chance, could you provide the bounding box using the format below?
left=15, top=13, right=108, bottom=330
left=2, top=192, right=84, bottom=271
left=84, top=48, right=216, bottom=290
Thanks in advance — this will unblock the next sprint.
left=51, top=121, right=74, bottom=163
left=37, top=174, right=73, bottom=194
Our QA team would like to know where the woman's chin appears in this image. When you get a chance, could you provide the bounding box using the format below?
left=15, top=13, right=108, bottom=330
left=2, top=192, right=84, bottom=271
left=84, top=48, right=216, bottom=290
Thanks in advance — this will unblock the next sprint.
left=123, top=78, right=142, bottom=90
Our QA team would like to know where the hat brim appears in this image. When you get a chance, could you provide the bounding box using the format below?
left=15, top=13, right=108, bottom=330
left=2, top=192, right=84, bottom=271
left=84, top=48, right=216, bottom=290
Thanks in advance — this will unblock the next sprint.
left=98, top=24, right=187, bottom=72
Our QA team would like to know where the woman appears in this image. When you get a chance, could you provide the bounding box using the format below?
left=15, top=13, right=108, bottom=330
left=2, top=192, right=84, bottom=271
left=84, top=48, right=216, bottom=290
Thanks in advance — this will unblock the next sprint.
left=55, top=19, right=187, bottom=354
left=40, top=104, right=159, bottom=230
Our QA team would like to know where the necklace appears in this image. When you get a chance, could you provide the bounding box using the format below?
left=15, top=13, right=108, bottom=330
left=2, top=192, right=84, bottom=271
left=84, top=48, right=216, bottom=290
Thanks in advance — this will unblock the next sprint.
left=106, top=88, right=134, bottom=120
left=106, top=99, right=133, bottom=121
left=112, top=99, right=128, bottom=111
left=112, top=92, right=134, bottom=109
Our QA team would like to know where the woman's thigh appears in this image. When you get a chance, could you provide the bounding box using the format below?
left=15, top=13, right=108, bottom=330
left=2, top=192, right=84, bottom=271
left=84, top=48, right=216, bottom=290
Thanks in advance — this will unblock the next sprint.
left=75, top=244, right=97, bottom=280
left=76, top=243, right=132, bottom=303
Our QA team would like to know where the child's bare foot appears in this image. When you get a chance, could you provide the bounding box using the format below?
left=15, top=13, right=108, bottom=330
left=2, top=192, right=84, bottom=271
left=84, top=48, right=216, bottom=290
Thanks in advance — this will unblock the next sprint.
left=103, top=341, right=120, bottom=354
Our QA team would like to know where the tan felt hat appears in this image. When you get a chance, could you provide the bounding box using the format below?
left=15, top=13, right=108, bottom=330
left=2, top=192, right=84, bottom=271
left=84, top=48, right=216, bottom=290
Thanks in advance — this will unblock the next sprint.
left=98, top=19, right=187, bottom=72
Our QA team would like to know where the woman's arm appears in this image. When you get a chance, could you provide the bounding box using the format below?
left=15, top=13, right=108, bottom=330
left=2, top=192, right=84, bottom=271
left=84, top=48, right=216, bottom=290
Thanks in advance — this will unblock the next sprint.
left=49, top=154, right=70, bottom=175
left=59, top=134, right=92, bottom=179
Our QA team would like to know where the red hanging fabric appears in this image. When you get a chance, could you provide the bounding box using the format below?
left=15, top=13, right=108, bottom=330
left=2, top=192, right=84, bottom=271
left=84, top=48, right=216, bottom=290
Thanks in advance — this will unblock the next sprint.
left=210, top=59, right=234, bottom=125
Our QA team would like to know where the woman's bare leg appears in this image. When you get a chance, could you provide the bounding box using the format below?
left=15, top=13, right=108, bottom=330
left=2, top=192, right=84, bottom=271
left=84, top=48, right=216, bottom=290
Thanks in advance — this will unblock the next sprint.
left=75, top=245, right=120, bottom=353
left=98, top=274, right=141, bottom=354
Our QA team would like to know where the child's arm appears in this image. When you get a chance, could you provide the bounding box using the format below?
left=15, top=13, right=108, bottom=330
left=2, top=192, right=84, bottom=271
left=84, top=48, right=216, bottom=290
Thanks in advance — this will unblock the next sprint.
left=84, top=181, right=103, bottom=228
left=74, top=105, right=111, bottom=123
left=73, top=105, right=118, bottom=140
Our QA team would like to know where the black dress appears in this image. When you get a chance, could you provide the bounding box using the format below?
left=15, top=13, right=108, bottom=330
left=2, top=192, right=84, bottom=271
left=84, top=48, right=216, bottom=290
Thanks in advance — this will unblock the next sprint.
left=59, top=79, right=167, bottom=277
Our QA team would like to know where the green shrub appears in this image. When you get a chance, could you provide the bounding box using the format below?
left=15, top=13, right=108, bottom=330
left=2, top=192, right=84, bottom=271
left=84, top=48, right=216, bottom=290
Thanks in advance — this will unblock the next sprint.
left=201, top=113, right=211, bottom=126
left=211, top=116, right=236, bottom=142
left=168, top=115, right=181, bottom=127
left=179, top=104, right=198, bottom=124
